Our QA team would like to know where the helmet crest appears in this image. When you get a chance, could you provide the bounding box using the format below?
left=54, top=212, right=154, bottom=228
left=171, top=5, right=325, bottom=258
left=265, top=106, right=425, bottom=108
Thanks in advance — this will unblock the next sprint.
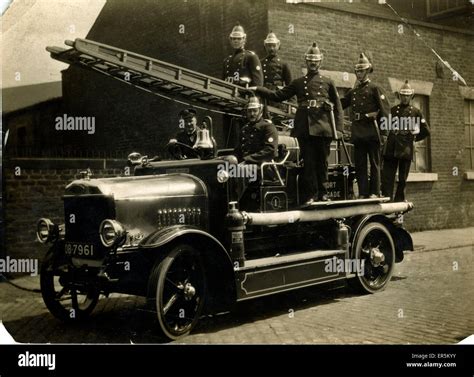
left=305, top=42, right=323, bottom=61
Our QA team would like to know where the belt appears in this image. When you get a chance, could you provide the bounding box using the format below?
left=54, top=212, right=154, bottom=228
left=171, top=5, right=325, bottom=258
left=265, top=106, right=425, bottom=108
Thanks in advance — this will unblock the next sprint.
left=300, top=99, right=322, bottom=108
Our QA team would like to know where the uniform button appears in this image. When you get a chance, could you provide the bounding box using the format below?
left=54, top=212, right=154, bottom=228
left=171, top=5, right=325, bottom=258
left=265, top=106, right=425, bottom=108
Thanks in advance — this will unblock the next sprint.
left=353, top=98, right=356, bottom=101
left=304, top=87, right=308, bottom=89
left=319, top=86, right=322, bottom=89
left=317, top=92, right=321, bottom=95
left=306, top=93, right=309, bottom=95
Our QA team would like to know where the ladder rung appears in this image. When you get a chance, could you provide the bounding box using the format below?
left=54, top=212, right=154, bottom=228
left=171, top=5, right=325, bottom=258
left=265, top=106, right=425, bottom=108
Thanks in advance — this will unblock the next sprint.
left=46, top=38, right=295, bottom=121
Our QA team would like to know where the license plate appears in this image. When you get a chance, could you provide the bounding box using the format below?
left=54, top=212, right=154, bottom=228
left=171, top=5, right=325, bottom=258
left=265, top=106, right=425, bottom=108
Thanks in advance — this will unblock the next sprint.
left=65, top=243, right=95, bottom=257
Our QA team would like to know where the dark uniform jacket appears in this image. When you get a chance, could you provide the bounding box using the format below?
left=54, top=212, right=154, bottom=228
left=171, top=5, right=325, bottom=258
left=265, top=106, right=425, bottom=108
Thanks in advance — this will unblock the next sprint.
left=176, top=128, right=199, bottom=147
left=261, top=55, right=292, bottom=89
left=256, top=71, right=343, bottom=138
left=341, top=80, right=390, bottom=143
left=223, top=48, right=263, bottom=86
left=234, top=118, right=278, bottom=164
left=383, top=104, right=430, bottom=161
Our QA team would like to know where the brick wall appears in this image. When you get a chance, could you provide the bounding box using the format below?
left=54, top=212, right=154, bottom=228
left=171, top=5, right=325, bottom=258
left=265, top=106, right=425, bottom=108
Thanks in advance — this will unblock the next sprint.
left=61, top=0, right=269, bottom=155
left=3, top=158, right=126, bottom=261
left=267, top=1, right=474, bottom=231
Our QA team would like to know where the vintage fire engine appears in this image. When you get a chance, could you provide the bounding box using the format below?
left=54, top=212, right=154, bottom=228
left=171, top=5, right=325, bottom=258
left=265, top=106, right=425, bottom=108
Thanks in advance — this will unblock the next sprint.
left=37, top=39, right=414, bottom=340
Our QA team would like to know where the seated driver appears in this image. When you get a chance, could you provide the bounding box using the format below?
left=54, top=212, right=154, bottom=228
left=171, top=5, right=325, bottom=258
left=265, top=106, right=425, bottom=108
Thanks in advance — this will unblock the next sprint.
left=234, top=96, right=278, bottom=165
left=171, top=108, right=201, bottom=159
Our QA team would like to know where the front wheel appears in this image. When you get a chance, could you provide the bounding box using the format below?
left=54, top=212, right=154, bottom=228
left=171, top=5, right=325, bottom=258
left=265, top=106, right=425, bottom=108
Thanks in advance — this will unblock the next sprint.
left=148, top=244, right=207, bottom=340
left=40, top=249, right=99, bottom=322
left=348, top=222, right=395, bottom=294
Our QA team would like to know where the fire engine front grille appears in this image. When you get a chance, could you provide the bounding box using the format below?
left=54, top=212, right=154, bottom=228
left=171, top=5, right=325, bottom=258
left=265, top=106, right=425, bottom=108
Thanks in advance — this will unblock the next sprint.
left=157, top=207, right=202, bottom=228
left=63, top=195, right=115, bottom=258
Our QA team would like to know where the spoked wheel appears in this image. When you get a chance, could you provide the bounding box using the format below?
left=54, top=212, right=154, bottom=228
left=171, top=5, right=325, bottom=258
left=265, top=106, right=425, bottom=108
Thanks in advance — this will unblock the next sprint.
left=348, top=222, right=395, bottom=294
left=40, top=250, right=99, bottom=322
left=149, top=244, right=207, bottom=340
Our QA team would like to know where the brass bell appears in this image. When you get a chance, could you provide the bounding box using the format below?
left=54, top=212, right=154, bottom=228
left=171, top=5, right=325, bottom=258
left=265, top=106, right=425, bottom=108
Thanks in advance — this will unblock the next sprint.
left=193, top=116, right=216, bottom=159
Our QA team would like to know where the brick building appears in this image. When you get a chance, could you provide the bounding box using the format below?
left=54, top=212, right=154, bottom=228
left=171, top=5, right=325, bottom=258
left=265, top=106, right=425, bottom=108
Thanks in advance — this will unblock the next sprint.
left=3, top=0, right=474, bottom=260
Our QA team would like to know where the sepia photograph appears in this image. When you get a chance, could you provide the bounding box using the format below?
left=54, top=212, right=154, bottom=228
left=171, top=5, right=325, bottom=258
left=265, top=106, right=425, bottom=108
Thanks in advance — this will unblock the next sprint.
left=1, top=0, right=473, bottom=375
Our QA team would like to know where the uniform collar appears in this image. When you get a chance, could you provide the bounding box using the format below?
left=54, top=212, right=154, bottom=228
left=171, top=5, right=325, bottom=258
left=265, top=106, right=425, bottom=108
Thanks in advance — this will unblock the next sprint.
left=233, top=48, right=244, bottom=55
left=357, top=78, right=370, bottom=87
left=306, top=70, right=319, bottom=78
left=265, top=54, right=278, bottom=60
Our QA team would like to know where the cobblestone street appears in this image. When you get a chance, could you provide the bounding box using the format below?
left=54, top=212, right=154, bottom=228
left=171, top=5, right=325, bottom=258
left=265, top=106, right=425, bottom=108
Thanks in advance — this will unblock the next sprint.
left=0, top=239, right=473, bottom=344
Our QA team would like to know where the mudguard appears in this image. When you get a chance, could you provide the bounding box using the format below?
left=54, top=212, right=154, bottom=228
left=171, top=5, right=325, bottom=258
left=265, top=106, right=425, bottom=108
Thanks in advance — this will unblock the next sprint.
left=351, top=215, right=413, bottom=263
left=139, top=225, right=236, bottom=311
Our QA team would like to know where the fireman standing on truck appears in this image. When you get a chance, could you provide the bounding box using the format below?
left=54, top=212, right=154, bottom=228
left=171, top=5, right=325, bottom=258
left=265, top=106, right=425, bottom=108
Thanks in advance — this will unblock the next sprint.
left=250, top=42, right=344, bottom=204
left=261, top=32, right=292, bottom=90
left=223, top=23, right=263, bottom=87
left=261, top=32, right=293, bottom=117
left=381, top=80, right=430, bottom=202
left=341, top=53, right=390, bottom=199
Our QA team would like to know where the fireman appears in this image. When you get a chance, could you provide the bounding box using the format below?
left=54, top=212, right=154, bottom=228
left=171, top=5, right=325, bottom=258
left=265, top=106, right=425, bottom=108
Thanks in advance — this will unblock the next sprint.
left=261, top=32, right=292, bottom=90
left=381, top=80, right=430, bottom=201
left=251, top=42, right=344, bottom=204
left=261, top=32, right=293, bottom=117
left=233, top=96, right=279, bottom=206
left=341, top=53, right=390, bottom=199
left=223, top=23, right=263, bottom=87
left=234, top=96, right=278, bottom=164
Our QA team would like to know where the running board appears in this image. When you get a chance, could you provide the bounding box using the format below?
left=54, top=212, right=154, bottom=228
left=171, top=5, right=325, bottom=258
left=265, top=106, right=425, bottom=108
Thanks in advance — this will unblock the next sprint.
left=235, top=249, right=346, bottom=301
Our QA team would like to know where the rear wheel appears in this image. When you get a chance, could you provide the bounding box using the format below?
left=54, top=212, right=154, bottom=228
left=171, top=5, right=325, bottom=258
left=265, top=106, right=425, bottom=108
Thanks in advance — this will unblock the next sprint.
left=148, top=244, right=207, bottom=340
left=348, top=222, right=395, bottom=293
left=40, top=250, right=99, bottom=322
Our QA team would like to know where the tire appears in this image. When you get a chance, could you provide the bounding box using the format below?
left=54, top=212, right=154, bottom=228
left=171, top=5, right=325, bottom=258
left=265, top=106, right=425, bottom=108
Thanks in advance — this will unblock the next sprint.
left=348, top=222, right=395, bottom=294
left=148, top=244, right=207, bottom=340
left=40, top=250, right=99, bottom=322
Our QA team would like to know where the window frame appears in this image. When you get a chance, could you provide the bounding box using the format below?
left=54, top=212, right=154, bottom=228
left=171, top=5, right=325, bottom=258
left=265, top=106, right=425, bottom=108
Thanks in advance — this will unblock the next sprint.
left=410, top=94, right=432, bottom=173
left=464, top=100, right=474, bottom=171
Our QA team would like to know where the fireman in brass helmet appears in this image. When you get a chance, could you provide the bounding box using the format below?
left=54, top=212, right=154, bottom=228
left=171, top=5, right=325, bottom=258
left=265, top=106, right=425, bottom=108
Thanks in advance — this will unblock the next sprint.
left=234, top=96, right=278, bottom=164
left=261, top=32, right=293, bottom=117
left=223, top=23, right=263, bottom=87
left=262, top=32, right=292, bottom=90
left=251, top=42, right=344, bottom=204
left=341, top=52, right=390, bottom=199
left=381, top=80, right=430, bottom=201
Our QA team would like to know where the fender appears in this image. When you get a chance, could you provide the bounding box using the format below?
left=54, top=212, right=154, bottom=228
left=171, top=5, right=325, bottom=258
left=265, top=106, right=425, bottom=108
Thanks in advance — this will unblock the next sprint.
left=139, top=225, right=236, bottom=311
left=139, top=225, right=227, bottom=252
left=350, top=214, right=413, bottom=263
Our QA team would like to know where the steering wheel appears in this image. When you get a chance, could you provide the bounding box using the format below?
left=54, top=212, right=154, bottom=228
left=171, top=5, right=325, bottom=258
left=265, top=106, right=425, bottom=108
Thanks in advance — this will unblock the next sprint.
left=166, top=140, right=201, bottom=160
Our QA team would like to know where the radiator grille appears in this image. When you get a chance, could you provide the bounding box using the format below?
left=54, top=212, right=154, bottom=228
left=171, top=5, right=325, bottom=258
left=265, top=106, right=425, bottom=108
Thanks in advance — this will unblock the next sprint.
left=157, top=207, right=202, bottom=228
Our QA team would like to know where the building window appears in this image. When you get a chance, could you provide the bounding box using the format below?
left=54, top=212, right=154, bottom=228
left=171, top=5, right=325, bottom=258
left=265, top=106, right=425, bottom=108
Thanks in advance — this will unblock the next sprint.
left=464, top=100, right=474, bottom=170
left=410, top=95, right=431, bottom=173
left=427, top=0, right=468, bottom=18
